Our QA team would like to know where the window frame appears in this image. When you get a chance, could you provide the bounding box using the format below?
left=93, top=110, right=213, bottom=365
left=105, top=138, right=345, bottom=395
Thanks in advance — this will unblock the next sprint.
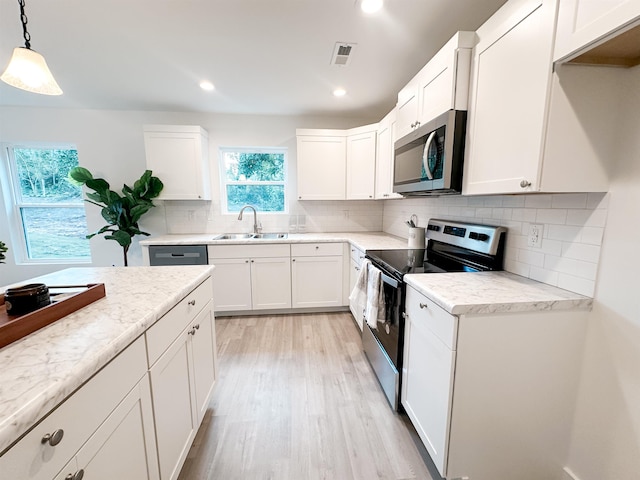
left=218, top=146, right=288, bottom=215
left=1, top=143, right=92, bottom=265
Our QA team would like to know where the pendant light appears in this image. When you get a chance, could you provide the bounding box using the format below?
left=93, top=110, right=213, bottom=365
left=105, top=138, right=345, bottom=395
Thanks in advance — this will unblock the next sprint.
left=1, top=0, right=62, bottom=95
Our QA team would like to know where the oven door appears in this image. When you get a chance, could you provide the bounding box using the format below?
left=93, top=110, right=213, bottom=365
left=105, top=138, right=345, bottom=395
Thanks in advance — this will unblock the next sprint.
left=362, top=270, right=404, bottom=410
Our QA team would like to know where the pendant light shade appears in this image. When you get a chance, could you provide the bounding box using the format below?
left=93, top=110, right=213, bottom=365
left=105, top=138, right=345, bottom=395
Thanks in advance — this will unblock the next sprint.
left=1, top=47, right=63, bottom=95
left=1, top=0, right=63, bottom=96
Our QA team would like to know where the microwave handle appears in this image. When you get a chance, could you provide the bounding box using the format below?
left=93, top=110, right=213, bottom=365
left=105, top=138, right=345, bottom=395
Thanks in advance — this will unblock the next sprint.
left=422, top=131, right=436, bottom=180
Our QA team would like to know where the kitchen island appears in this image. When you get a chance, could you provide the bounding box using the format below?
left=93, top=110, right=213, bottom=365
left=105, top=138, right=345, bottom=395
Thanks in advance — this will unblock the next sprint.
left=0, top=265, right=215, bottom=480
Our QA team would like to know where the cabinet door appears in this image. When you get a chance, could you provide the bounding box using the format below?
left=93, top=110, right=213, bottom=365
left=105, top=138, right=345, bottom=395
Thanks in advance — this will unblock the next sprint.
left=291, top=256, right=343, bottom=308
left=144, top=127, right=210, bottom=200
left=296, top=135, right=346, bottom=200
left=402, top=292, right=456, bottom=478
left=210, top=257, right=252, bottom=311
left=250, top=257, right=292, bottom=309
left=463, top=0, right=556, bottom=195
left=346, top=130, right=377, bottom=200
left=375, top=111, right=402, bottom=199
left=149, top=329, right=196, bottom=480
left=71, top=378, right=160, bottom=480
left=554, top=0, right=640, bottom=62
left=396, top=77, right=419, bottom=139
left=189, top=306, right=217, bottom=425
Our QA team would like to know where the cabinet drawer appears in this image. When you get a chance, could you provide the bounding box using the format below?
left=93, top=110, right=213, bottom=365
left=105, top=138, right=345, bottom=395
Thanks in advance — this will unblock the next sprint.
left=0, top=337, right=147, bottom=480
left=350, top=245, right=365, bottom=265
left=406, top=286, right=457, bottom=350
left=146, top=277, right=213, bottom=366
left=291, top=242, right=343, bottom=257
left=208, top=244, right=290, bottom=259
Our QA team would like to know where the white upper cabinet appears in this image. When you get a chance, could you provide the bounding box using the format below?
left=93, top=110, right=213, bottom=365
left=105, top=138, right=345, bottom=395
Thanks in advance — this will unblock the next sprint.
left=375, top=109, right=402, bottom=199
left=346, top=125, right=377, bottom=200
left=463, top=0, right=613, bottom=195
left=296, top=125, right=377, bottom=200
left=396, top=31, right=475, bottom=139
left=554, top=0, right=640, bottom=65
left=143, top=125, right=211, bottom=200
left=296, top=130, right=347, bottom=200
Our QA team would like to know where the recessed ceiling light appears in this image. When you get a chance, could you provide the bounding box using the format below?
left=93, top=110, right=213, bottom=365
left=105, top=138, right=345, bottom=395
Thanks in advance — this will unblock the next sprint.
left=361, top=0, right=383, bottom=14
left=333, top=88, right=347, bottom=97
left=199, top=81, right=214, bottom=91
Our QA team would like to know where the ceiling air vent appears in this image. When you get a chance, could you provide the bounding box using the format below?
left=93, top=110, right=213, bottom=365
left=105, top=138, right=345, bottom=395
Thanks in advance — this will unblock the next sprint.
left=331, top=42, right=357, bottom=66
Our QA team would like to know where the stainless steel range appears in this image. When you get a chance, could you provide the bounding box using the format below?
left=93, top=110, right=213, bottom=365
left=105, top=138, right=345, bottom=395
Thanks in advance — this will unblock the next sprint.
left=363, top=219, right=507, bottom=410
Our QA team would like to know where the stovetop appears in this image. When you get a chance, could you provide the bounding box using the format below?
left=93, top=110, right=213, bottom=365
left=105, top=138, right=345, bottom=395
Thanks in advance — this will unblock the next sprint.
left=365, top=248, right=476, bottom=279
left=366, top=219, right=507, bottom=279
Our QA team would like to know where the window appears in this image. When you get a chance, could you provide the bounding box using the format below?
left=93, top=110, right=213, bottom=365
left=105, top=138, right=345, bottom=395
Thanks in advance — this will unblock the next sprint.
left=220, top=147, right=287, bottom=213
left=3, top=145, right=91, bottom=262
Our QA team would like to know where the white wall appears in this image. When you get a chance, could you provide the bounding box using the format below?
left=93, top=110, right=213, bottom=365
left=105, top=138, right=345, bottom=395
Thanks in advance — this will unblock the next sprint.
left=564, top=66, right=640, bottom=480
left=0, top=107, right=377, bottom=285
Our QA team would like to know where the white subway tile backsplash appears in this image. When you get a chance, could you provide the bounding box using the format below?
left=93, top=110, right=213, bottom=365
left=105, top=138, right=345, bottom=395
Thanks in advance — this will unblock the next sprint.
left=551, top=193, right=587, bottom=209
left=524, top=194, right=553, bottom=208
left=382, top=192, right=608, bottom=297
left=566, top=208, right=608, bottom=227
left=546, top=224, right=582, bottom=242
left=557, top=273, right=595, bottom=297
left=536, top=208, right=568, bottom=224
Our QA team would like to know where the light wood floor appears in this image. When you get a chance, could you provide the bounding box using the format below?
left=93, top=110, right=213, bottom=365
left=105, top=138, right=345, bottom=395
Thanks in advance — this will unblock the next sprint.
left=178, top=312, right=441, bottom=480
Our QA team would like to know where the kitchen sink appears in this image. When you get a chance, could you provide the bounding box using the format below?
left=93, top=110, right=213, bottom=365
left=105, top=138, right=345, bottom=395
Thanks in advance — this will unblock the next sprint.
left=252, top=233, right=288, bottom=239
left=213, top=233, right=288, bottom=240
left=214, top=233, right=254, bottom=240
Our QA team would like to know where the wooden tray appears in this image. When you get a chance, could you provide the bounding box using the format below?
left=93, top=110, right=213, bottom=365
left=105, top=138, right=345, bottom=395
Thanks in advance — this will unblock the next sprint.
left=0, top=283, right=106, bottom=349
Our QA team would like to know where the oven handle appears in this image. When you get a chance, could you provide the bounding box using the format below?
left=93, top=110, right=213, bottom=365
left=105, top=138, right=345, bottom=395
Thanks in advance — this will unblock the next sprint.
left=379, top=271, right=399, bottom=289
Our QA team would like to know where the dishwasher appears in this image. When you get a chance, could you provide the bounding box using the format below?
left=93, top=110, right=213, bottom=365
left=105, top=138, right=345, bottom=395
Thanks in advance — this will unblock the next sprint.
left=148, top=245, right=208, bottom=266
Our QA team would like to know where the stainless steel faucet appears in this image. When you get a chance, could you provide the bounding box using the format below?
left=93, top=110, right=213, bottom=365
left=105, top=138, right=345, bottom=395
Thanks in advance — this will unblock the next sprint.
left=237, top=205, right=261, bottom=234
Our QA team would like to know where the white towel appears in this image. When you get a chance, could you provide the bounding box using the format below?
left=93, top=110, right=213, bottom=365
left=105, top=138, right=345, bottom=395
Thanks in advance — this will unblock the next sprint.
left=364, top=263, right=386, bottom=330
left=349, top=258, right=370, bottom=311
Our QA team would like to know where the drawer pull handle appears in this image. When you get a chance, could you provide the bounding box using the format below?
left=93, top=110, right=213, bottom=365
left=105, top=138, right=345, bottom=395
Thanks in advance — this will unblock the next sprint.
left=419, top=303, right=428, bottom=309
left=188, top=328, right=196, bottom=335
left=42, top=429, right=64, bottom=446
left=194, top=324, right=200, bottom=330
left=188, top=300, right=196, bottom=306
left=65, top=469, right=84, bottom=480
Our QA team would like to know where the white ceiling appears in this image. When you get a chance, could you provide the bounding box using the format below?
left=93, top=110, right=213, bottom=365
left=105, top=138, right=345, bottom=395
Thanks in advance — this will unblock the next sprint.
left=0, top=0, right=507, bottom=119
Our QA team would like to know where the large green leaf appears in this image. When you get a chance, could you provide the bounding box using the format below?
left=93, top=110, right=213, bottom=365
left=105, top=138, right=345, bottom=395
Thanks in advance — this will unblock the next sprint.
left=68, top=166, right=93, bottom=185
left=105, top=230, right=132, bottom=247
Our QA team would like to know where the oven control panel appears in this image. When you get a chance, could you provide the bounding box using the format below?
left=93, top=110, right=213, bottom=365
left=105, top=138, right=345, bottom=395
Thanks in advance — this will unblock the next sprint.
left=426, top=219, right=506, bottom=255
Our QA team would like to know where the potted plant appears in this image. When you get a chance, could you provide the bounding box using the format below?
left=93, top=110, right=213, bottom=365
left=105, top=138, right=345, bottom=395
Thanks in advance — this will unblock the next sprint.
left=0, top=240, right=7, bottom=263
left=69, top=167, right=163, bottom=266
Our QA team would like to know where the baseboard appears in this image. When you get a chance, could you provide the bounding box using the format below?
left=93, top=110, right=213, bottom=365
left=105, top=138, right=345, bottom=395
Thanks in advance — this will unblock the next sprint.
left=563, top=467, right=581, bottom=480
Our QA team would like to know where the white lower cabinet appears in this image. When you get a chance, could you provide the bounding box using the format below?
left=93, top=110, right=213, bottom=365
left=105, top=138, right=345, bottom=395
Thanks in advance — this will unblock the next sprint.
left=291, top=243, right=344, bottom=308
left=402, top=285, right=587, bottom=479
left=56, top=378, right=159, bottom=480
left=209, top=244, right=292, bottom=312
left=0, top=277, right=216, bottom=480
left=148, top=299, right=216, bottom=480
left=0, top=337, right=157, bottom=480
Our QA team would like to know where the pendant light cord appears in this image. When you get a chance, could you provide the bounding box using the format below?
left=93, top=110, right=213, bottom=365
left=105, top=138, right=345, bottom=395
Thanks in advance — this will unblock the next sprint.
left=18, top=0, right=31, bottom=50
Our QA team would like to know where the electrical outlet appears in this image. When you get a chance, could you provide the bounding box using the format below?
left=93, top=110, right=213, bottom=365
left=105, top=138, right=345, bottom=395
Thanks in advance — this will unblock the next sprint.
left=527, top=223, right=543, bottom=248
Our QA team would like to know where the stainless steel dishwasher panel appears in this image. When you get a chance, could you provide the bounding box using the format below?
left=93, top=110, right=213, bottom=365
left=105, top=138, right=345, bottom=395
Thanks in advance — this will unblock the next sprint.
left=149, top=245, right=208, bottom=266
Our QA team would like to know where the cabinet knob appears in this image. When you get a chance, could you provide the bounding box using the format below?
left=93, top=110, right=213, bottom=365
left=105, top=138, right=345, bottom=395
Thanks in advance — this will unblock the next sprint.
left=402, top=312, right=407, bottom=319
left=194, top=324, right=200, bottom=330
left=419, top=303, right=428, bottom=309
left=355, top=267, right=360, bottom=271
left=383, top=193, right=389, bottom=197
left=410, top=122, right=415, bottom=128
left=520, top=179, right=531, bottom=188
left=368, top=195, right=373, bottom=198
left=41, top=429, right=64, bottom=446
left=188, top=299, right=196, bottom=306
left=188, top=327, right=197, bottom=336
left=65, top=469, right=84, bottom=480
left=298, top=196, right=302, bottom=199
left=315, top=246, right=319, bottom=250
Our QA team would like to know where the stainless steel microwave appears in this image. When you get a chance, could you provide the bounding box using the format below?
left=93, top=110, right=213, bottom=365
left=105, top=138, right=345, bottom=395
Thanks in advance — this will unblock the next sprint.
left=393, top=109, right=467, bottom=196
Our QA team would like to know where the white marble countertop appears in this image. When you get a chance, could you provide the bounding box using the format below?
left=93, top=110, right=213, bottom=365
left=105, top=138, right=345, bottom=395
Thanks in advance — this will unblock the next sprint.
left=0, top=265, right=213, bottom=454
left=405, top=271, right=593, bottom=315
left=140, top=231, right=408, bottom=252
